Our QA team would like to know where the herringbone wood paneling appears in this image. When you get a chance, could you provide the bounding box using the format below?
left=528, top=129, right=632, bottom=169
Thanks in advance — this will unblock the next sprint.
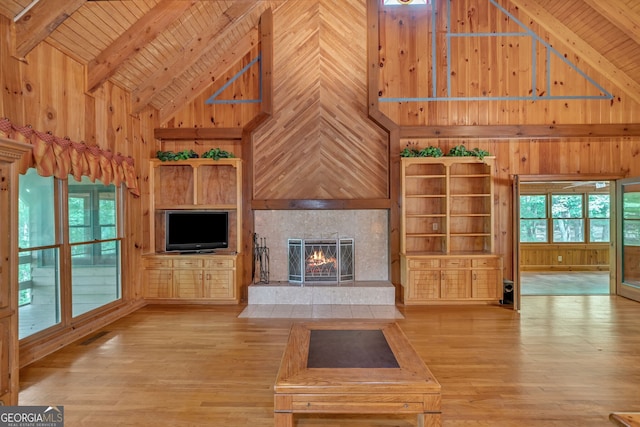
left=253, top=0, right=389, bottom=200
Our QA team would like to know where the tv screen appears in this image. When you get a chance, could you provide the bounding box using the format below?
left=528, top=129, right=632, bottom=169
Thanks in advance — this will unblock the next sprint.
left=165, top=211, right=229, bottom=252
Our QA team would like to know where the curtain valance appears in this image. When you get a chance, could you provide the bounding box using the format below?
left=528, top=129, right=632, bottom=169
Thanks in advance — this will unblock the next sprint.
left=0, top=118, right=140, bottom=197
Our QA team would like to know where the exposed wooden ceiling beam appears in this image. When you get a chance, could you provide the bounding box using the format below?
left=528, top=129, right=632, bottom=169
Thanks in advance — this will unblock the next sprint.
left=86, top=0, right=196, bottom=93
left=157, top=29, right=260, bottom=123
left=134, top=0, right=262, bottom=117
left=582, top=0, right=640, bottom=47
left=509, top=0, right=640, bottom=106
left=0, top=5, right=14, bottom=20
left=399, top=124, right=640, bottom=139
left=14, top=0, right=85, bottom=58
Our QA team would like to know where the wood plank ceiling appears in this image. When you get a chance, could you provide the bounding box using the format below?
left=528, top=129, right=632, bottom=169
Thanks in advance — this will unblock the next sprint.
left=1, top=0, right=639, bottom=121
left=1, top=0, right=284, bottom=122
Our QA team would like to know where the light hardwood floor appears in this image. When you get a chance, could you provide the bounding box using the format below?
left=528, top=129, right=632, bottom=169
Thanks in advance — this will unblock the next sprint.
left=19, top=296, right=640, bottom=426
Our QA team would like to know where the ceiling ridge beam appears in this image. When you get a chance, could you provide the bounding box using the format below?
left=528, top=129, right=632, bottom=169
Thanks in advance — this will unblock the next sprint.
left=581, top=0, right=640, bottom=47
left=134, top=1, right=262, bottom=117
left=86, top=0, right=196, bottom=93
left=156, top=10, right=275, bottom=123
left=156, top=29, right=260, bottom=123
left=14, top=0, right=85, bottom=58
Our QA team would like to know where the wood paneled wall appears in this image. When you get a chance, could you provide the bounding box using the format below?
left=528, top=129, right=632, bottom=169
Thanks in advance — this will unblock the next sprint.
left=376, top=0, right=639, bottom=126
left=251, top=0, right=389, bottom=201
left=520, top=244, right=609, bottom=271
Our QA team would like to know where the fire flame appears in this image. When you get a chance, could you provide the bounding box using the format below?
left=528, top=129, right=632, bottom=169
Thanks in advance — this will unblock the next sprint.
left=306, top=250, right=337, bottom=268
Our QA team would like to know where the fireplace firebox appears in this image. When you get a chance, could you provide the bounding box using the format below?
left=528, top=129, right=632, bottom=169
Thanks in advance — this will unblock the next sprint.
left=288, top=238, right=354, bottom=283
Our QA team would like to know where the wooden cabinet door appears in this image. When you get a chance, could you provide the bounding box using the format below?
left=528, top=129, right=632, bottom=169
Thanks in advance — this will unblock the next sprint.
left=472, top=269, right=501, bottom=299
left=145, top=270, right=174, bottom=298
left=470, top=257, right=502, bottom=300
left=202, top=257, right=235, bottom=300
left=203, top=270, right=235, bottom=299
left=174, top=269, right=203, bottom=298
left=408, top=270, right=441, bottom=301
left=441, top=270, right=471, bottom=299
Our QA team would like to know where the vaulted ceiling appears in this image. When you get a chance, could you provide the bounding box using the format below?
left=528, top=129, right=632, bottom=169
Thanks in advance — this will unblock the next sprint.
left=1, top=0, right=284, bottom=122
left=1, top=0, right=639, bottom=119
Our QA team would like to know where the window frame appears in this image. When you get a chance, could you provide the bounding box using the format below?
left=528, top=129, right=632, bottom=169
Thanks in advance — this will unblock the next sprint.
left=551, top=193, right=585, bottom=243
left=68, top=183, right=120, bottom=265
left=587, top=193, right=611, bottom=243
left=519, top=188, right=610, bottom=244
left=519, top=194, right=548, bottom=243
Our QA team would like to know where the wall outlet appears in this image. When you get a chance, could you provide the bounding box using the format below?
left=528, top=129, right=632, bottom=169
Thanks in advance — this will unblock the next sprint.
left=558, top=255, right=563, bottom=262
left=432, top=223, right=438, bottom=231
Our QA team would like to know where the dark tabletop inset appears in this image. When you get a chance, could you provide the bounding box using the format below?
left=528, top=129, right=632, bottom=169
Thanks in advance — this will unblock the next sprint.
left=306, top=329, right=400, bottom=368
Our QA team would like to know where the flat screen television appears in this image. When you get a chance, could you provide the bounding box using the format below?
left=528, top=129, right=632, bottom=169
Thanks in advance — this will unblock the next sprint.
left=165, top=210, right=229, bottom=252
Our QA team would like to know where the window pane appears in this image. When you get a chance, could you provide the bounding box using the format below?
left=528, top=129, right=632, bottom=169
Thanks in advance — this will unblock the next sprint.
left=553, top=219, right=585, bottom=242
left=590, top=219, right=610, bottom=242
left=520, top=195, right=548, bottom=243
left=68, top=178, right=117, bottom=244
left=72, top=241, right=121, bottom=317
left=18, top=253, right=32, bottom=306
left=588, top=194, right=610, bottom=218
left=68, top=193, right=91, bottom=244
left=68, top=194, right=90, bottom=225
left=623, top=192, right=640, bottom=219
left=101, top=240, right=117, bottom=256
left=99, top=192, right=116, bottom=225
left=19, top=169, right=56, bottom=248
left=552, top=195, right=583, bottom=218
left=101, top=226, right=116, bottom=240
left=520, top=219, right=547, bottom=242
left=18, top=248, right=61, bottom=339
left=520, top=195, right=546, bottom=218
left=624, top=220, right=640, bottom=245
left=587, top=194, right=610, bottom=243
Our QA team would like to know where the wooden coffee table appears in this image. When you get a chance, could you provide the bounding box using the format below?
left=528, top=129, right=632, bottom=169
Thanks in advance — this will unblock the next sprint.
left=274, top=321, right=441, bottom=426
left=610, top=412, right=640, bottom=426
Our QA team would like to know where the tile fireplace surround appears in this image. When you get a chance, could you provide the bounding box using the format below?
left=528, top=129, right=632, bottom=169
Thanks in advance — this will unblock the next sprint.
left=253, top=210, right=389, bottom=283
left=248, top=210, right=395, bottom=310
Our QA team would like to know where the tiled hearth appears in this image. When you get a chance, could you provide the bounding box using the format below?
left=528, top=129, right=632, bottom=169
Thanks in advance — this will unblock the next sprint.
left=242, top=281, right=400, bottom=318
left=238, top=303, right=403, bottom=319
left=247, top=281, right=395, bottom=305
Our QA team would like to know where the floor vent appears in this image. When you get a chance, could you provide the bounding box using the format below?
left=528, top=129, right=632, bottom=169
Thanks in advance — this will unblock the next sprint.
left=80, top=331, right=110, bottom=346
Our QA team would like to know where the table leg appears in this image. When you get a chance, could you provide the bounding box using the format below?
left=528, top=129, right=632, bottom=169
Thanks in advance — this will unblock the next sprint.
left=274, top=412, right=293, bottom=427
left=418, top=413, right=442, bottom=427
